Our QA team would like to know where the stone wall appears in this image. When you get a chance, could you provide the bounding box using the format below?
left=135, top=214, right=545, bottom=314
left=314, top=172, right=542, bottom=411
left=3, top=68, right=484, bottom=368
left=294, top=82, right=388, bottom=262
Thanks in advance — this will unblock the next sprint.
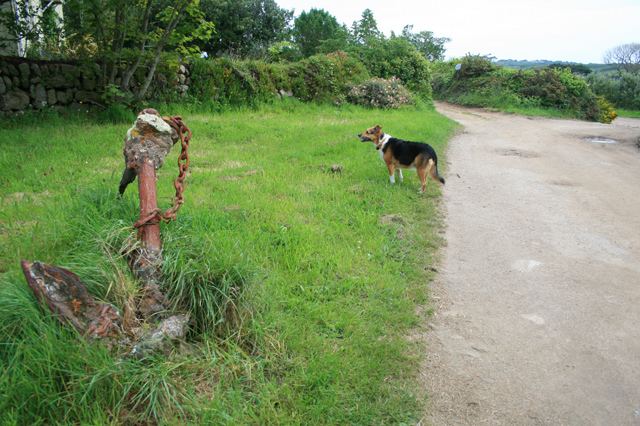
left=0, top=57, right=102, bottom=111
left=0, top=56, right=190, bottom=112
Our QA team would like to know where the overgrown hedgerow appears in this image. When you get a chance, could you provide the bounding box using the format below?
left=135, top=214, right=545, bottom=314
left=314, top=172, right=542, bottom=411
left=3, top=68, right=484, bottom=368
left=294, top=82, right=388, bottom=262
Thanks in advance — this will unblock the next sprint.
left=432, top=55, right=617, bottom=123
left=288, top=51, right=370, bottom=103
left=188, top=48, right=436, bottom=108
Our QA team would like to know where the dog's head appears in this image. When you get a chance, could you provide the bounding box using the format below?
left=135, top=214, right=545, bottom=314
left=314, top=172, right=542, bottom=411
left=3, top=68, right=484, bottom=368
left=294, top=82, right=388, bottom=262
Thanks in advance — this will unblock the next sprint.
left=358, top=125, right=383, bottom=146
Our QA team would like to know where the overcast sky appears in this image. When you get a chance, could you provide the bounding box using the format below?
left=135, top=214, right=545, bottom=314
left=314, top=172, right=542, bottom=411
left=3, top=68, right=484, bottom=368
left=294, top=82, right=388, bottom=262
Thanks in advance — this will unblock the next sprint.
left=276, top=0, right=640, bottom=63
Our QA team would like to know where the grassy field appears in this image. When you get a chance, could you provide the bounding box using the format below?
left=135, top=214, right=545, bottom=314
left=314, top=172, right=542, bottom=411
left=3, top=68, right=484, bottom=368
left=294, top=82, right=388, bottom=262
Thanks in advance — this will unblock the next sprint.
left=0, top=100, right=456, bottom=424
left=616, top=109, right=640, bottom=119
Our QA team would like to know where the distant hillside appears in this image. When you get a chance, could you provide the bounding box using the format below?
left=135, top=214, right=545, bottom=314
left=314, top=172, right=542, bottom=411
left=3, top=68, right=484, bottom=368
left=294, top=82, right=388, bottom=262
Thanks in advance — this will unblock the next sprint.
left=494, top=59, right=617, bottom=73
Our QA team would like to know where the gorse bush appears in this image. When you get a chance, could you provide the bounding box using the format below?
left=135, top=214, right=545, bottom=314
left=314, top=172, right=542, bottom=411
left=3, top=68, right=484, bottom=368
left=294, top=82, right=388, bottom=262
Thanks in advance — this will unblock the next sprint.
left=348, top=77, right=414, bottom=108
left=432, top=56, right=616, bottom=123
left=595, top=96, right=618, bottom=123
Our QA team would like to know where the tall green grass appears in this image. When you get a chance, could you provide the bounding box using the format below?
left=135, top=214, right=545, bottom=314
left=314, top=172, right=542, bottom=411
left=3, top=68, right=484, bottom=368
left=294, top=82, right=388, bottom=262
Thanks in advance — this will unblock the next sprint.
left=0, top=100, right=456, bottom=424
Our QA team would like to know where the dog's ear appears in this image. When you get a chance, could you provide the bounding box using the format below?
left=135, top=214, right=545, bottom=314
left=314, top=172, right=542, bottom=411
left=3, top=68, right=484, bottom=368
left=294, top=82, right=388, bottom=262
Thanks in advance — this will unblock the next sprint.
left=374, top=125, right=382, bottom=133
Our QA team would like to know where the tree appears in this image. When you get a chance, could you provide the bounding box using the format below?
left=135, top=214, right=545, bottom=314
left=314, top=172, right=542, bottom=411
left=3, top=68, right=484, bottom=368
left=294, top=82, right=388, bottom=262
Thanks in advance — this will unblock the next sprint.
left=293, top=8, right=347, bottom=57
left=400, top=25, right=449, bottom=62
left=356, top=36, right=432, bottom=98
left=350, top=8, right=382, bottom=46
left=0, top=0, right=64, bottom=57
left=199, top=0, right=292, bottom=57
left=61, top=0, right=213, bottom=100
left=604, top=43, right=640, bottom=73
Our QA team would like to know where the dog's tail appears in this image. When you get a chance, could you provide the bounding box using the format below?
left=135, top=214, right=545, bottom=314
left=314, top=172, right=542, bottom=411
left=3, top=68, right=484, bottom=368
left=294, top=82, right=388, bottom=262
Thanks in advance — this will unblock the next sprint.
left=433, top=153, right=445, bottom=185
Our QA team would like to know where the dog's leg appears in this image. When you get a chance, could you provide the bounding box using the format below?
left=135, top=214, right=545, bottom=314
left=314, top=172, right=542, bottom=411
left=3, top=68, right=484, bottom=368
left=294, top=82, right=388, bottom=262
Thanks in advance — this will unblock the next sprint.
left=397, top=169, right=404, bottom=183
left=421, top=160, right=436, bottom=193
left=386, top=162, right=396, bottom=185
left=417, top=166, right=427, bottom=193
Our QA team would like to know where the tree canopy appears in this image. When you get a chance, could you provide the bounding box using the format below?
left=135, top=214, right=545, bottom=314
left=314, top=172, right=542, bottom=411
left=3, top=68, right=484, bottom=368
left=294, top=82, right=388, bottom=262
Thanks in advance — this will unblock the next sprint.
left=400, top=25, right=450, bottom=62
left=604, top=43, right=640, bottom=73
left=199, top=0, right=292, bottom=57
left=293, top=8, right=347, bottom=57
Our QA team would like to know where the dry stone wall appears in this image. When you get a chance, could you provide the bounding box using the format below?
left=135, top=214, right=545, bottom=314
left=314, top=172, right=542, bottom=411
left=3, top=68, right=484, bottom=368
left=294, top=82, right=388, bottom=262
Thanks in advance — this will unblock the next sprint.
left=0, top=57, right=103, bottom=111
left=0, top=56, right=190, bottom=112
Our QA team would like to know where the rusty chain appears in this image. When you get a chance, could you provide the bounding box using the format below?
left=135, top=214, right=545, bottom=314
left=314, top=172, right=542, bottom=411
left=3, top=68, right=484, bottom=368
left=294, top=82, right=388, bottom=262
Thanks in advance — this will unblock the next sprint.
left=133, top=116, right=191, bottom=231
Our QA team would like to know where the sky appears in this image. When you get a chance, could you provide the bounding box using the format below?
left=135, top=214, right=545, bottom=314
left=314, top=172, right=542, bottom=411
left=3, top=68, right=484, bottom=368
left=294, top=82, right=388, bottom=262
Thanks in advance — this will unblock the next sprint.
left=276, top=0, right=640, bottom=63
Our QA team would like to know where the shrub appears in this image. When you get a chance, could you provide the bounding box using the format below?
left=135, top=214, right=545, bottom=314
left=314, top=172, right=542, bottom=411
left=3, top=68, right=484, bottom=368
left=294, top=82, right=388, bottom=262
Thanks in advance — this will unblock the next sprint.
left=455, top=54, right=496, bottom=79
left=430, top=61, right=456, bottom=98
left=347, top=77, right=414, bottom=108
left=288, top=51, right=369, bottom=103
left=267, top=41, right=302, bottom=62
left=587, top=71, right=640, bottom=109
left=433, top=57, right=614, bottom=122
left=189, top=58, right=286, bottom=106
left=595, top=96, right=618, bottom=123
left=355, top=37, right=432, bottom=99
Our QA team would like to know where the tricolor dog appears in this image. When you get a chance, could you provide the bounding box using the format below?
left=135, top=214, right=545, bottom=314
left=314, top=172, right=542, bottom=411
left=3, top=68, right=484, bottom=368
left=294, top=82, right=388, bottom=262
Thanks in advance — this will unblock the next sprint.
left=358, top=125, right=445, bottom=192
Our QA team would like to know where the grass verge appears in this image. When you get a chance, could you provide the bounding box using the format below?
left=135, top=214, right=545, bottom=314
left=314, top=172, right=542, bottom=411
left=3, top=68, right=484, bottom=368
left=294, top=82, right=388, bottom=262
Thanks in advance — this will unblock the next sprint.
left=0, top=100, right=456, bottom=424
left=616, top=109, right=640, bottom=119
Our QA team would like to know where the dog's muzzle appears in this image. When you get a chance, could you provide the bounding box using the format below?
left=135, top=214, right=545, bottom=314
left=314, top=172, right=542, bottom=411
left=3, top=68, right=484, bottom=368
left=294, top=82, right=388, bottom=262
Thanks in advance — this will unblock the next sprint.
left=358, top=134, right=371, bottom=142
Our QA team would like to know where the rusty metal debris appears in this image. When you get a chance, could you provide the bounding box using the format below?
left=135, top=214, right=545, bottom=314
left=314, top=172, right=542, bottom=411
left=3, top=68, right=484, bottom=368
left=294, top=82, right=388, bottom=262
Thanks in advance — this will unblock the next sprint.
left=20, top=108, right=193, bottom=356
left=21, top=260, right=122, bottom=340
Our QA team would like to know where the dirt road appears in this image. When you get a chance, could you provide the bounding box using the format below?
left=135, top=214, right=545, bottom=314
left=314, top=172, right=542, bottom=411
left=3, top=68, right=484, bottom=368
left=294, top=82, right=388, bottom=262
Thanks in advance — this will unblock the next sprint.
left=423, top=103, right=640, bottom=425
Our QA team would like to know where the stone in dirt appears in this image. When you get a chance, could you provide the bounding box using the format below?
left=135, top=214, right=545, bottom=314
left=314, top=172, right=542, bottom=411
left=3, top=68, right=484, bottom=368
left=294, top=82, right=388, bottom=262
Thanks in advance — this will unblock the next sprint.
left=130, top=314, right=189, bottom=358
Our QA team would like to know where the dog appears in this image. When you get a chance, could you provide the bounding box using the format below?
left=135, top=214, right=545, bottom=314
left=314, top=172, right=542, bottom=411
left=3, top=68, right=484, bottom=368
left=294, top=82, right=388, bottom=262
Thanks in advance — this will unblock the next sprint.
left=358, top=125, right=445, bottom=192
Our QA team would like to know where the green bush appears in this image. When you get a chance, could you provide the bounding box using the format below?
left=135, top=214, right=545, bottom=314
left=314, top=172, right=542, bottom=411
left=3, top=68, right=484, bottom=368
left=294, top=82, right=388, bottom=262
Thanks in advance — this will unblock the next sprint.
left=355, top=38, right=432, bottom=98
left=288, top=51, right=369, bottom=103
left=595, top=96, right=618, bottom=123
left=432, top=57, right=615, bottom=122
left=455, top=54, right=496, bottom=79
left=347, top=77, right=413, bottom=108
left=430, top=61, right=455, bottom=98
left=189, top=58, right=288, bottom=107
left=587, top=71, right=640, bottom=110
left=189, top=53, right=368, bottom=106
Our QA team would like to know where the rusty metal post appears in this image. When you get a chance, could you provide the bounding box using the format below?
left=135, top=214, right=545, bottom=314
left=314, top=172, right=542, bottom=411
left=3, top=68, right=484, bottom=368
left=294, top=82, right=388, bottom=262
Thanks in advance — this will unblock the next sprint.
left=138, top=158, right=162, bottom=253
left=118, top=108, right=191, bottom=322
